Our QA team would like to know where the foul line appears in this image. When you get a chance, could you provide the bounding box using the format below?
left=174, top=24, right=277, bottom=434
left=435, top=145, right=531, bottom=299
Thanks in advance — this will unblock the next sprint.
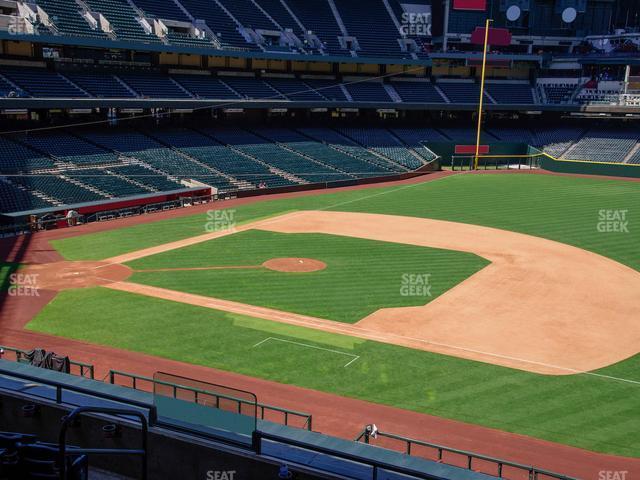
left=252, top=337, right=359, bottom=368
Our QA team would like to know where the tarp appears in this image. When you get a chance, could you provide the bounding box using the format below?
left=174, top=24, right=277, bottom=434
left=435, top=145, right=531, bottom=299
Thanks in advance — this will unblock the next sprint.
left=470, top=27, right=512, bottom=46
left=453, top=0, right=486, bottom=10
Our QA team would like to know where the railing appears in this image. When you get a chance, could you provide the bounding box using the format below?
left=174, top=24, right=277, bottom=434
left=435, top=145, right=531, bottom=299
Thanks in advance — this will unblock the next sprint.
left=0, top=345, right=95, bottom=379
left=108, top=370, right=312, bottom=431
left=354, top=428, right=577, bottom=480
left=0, top=362, right=157, bottom=424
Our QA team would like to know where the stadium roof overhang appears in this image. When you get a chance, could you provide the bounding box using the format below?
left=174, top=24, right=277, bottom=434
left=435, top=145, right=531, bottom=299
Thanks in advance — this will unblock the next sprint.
left=0, top=31, right=432, bottom=67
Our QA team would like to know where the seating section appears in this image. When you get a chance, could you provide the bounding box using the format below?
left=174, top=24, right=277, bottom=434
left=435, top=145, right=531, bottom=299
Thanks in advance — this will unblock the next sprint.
left=438, top=82, right=492, bottom=104
left=13, top=175, right=106, bottom=204
left=173, top=75, right=241, bottom=99
left=220, top=76, right=280, bottom=100
left=35, top=0, right=107, bottom=39
left=299, top=127, right=402, bottom=170
left=334, top=0, right=404, bottom=58
left=345, top=82, right=393, bottom=102
left=64, top=70, right=136, bottom=98
left=339, top=128, right=423, bottom=169
left=390, top=128, right=444, bottom=162
left=108, top=164, right=183, bottom=191
left=561, top=129, right=639, bottom=163
left=0, top=67, right=89, bottom=98
left=254, top=127, right=392, bottom=180
left=218, top=0, right=278, bottom=31
left=302, top=79, right=347, bottom=101
left=392, top=81, right=446, bottom=103
left=627, top=148, right=640, bottom=165
left=179, top=0, right=258, bottom=50
left=165, top=31, right=215, bottom=47
left=486, top=83, right=534, bottom=104
left=0, top=67, right=598, bottom=108
left=285, top=0, right=347, bottom=55
left=2, top=123, right=638, bottom=214
left=116, top=73, right=192, bottom=98
left=0, top=180, right=53, bottom=212
left=17, top=132, right=118, bottom=165
left=265, top=77, right=326, bottom=101
left=254, top=0, right=305, bottom=37
left=0, top=137, right=57, bottom=172
left=531, top=127, right=586, bottom=157
left=132, top=0, right=190, bottom=22
left=83, top=0, right=163, bottom=44
left=66, top=168, right=151, bottom=197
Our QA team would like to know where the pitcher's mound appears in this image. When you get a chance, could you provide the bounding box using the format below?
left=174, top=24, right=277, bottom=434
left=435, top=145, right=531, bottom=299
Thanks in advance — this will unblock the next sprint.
left=19, top=261, right=132, bottom=291
left=262, top=258, right=326, bottom=273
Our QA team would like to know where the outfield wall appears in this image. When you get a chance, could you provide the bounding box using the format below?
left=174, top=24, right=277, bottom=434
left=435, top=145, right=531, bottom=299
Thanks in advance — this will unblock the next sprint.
left=538, top=154, right=640, bottom=179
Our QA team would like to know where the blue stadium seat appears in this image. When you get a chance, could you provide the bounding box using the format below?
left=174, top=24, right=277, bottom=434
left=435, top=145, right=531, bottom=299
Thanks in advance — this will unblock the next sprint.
left=285, top=0, right=349, bottom=55
left=117, top=72, right=193, bottom=98
left=179, top=0, right=259, bottom=50
left=220, top=76, right=281, bottom=100
left=486, top=83, right=534, bottom=104
left=338, top=128, right=423, bottom=169
left=438, top=82, right=492, bottom=104
left=391, top=81, right=446, bottom=103
left=172, top=75, right=241, bottom=100
left=333, top=0, right=405, bottom=58
left=217, top=0, right=278, bottom=31
left=0, top=67, right=89, bottom=98
left=345, top=81, right=393, bottom=102
left=64, top=70, right=136, bottom=98
left=84, top=0, right=163, bottom=44
left=36, top=0, right=108, bottom=39
left=264, top=77, right=326, bottom=101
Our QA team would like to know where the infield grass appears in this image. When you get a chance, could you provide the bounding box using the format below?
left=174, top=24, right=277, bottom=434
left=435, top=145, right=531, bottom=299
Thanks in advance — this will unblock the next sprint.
left=126, top=230, right=489, bottom=323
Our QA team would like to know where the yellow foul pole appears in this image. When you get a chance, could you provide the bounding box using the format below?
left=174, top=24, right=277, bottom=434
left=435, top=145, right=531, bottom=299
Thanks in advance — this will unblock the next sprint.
left=474, top=18, right=492, bottom=170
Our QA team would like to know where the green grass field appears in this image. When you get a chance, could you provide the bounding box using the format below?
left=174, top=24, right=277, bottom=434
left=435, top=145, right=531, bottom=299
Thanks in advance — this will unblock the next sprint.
left=33, top=173, right=640, bottom=457
left=126, top=230, right=488, bottom=322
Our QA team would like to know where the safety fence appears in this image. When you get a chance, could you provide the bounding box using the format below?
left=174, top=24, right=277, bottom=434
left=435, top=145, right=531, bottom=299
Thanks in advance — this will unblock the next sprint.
left=0, top=345, right=95, bottom=379
left=108, top=370, right=313, bottom=431
left=354, top=428, right=577, bottom=480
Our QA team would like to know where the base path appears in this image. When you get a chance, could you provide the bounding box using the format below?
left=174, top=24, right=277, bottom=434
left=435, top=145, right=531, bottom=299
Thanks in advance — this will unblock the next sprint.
left=256, top=211, right=640, bottom=374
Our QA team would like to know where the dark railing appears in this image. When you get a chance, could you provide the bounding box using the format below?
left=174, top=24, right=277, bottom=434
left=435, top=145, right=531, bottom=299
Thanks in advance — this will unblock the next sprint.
left=0, top=345, right=95, bottom=379
left=0, top=362, right=157, bottom=424
left=59, top=406, right=148, bottom=480
left=108, top=370, right=312, bottom=431
left=354, top=429, right=577, bottom=480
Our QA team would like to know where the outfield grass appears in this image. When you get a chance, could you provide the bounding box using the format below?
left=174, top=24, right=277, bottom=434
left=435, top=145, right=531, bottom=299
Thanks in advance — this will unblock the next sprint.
left=36, top=173, right=640, bottom=456
left=28, top=287, right=640, bottom=457
left=126, top=230, right=489, bottom=323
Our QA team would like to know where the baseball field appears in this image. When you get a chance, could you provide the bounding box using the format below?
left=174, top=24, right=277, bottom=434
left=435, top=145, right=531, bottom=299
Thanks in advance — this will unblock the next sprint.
left=16, top=173, right=640, bottom=457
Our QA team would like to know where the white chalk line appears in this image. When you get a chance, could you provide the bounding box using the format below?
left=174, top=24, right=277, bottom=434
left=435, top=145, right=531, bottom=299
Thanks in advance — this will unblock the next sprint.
left=252, top=337, right=359, bottom=368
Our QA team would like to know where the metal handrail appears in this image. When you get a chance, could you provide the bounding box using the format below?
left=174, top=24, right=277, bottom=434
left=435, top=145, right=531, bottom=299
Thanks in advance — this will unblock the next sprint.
left=58, top=406, right=148, bottom=480
left=354, top=429, right=577, bottom=480
left=0, top=362, right=157, bottom=425
left=108, top=370, right=312, bottom=431
left=0, top=345, right=95, bottom=379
